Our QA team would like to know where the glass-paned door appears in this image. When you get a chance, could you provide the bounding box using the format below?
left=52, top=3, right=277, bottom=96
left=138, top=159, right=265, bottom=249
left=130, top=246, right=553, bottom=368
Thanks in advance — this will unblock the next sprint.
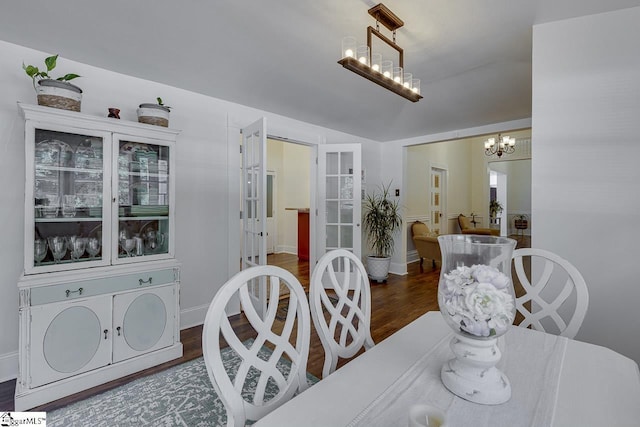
left=113, top=135, right=173, bottom=263
left=317, top=144, right=362, bottom=259
left=241, top=118, right=267, bottom=318
left=26, top=127, right=111, bottom=274
left=430, top=167, right=446, bottom=234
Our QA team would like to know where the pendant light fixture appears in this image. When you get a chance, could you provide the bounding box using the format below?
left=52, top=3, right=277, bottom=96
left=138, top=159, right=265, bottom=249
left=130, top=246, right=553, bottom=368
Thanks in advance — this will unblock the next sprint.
left=485, top=134, right=516, bottom=157
left=338, top=3, right=422, bottom=102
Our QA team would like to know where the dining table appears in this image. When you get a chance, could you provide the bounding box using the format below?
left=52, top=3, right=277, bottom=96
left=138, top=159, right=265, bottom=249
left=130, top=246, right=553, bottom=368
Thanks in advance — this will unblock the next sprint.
left=255, top=311, right=640, bottom=427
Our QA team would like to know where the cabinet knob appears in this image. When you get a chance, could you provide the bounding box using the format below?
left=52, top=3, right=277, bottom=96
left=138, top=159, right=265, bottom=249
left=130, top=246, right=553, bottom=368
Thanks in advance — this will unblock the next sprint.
left=116, top=326, right=122, bottom=336
left=104, top=329, right=109, bottom=339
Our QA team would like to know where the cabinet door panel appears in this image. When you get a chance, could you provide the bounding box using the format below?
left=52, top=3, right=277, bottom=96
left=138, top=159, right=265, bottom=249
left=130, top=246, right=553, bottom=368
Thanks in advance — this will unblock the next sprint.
left=112, top=285, right=176, bottom=362
left=113, top=136, right=174, bottom=264
left=26, top=126, right=112, bottom=274
left=30, top=295, right=112, bottom=388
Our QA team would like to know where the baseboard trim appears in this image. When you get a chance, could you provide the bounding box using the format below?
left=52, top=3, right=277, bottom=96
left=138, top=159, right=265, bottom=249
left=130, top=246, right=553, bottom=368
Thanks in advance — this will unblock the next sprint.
left=389, top=261, right=407, bottom=276
left=0, top=351, right=18, bottom=382
left=180, top=304, right=209, bottom=330
left=407, top=249, right=420, bottom=264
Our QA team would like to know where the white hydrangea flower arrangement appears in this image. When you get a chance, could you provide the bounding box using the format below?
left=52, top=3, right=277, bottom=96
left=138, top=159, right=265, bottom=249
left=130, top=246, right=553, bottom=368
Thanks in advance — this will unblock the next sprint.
left=440, top=264, right=515, bottom=337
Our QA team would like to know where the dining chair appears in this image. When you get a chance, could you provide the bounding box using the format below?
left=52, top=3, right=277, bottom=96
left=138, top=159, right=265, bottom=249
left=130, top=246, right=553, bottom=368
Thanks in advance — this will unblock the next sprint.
left=512, top=248, right=589, bottom=339
left=202, top=265, right=311, bottom=427
left=310, top=249, right=375, bottom=378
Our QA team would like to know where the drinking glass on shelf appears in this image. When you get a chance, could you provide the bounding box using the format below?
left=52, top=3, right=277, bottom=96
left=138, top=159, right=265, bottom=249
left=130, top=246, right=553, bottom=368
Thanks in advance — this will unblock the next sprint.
left=120, top=237, right=136, bottom=257
left=68, top=236, right=87, bottom=261
left=48, top=236, right=67, bottom=263
left=34, top=238, right=48, bottom=265
left=86, top=237, right=101, bottom=259
left=62, top=195, right=77, bottom=218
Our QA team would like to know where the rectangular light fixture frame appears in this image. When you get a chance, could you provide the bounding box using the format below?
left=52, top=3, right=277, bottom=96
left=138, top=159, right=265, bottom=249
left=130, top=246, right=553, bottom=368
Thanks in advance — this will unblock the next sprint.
left=337, top=56, right=422, bottom=102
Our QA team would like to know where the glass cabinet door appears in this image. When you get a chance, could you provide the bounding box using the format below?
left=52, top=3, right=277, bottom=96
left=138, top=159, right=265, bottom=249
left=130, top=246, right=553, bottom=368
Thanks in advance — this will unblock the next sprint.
left=29, top=128, right=110, bottom=272
left=114, top=137, right=172, bottom=262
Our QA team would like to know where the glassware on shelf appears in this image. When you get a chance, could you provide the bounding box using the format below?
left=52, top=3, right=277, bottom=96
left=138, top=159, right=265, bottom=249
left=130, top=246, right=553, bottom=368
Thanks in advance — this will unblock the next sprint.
left=86, top=237, right=101, bottom=259
left=35, top=139, right=74, bottom=167
left=120, top=237, right=136, bottom=257
left=34, top=239, right=48, bottom=265
left=40, top=195, right=60, bottom=219
left=62, top=195, right=77, bottom=218
left=48, top=236, right=67, bottom=263
left=67, top=236, right=87, bottom=261
left=74, top=139, right=103, bottom=180
left=143, top=227, right=166, bottom=253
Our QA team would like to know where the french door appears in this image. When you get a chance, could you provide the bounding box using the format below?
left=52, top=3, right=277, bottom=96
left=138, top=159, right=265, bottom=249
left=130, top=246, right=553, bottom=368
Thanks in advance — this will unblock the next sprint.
left=241, top=118, right=267, bottom=318
left=317, top=144, right=362, bottom=259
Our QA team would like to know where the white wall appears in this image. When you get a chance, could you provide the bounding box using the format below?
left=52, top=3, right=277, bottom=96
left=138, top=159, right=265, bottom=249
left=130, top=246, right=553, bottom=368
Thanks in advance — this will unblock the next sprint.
left=0, top=40, right=373, bottom=381
left=532, top=7, right=640, bottom=364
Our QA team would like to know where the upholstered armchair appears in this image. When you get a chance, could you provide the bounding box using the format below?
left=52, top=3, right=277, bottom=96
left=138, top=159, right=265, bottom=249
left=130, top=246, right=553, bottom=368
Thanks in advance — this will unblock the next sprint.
left=457, top=214, right=500, bottom=236
left=410, top=221, right=441, bottom=269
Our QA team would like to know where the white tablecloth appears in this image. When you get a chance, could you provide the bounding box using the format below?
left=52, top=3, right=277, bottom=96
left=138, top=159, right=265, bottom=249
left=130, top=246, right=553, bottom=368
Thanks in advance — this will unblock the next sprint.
left=347, top=326, right=567, bottom=426
left=256, top=312, right=640, bottom=427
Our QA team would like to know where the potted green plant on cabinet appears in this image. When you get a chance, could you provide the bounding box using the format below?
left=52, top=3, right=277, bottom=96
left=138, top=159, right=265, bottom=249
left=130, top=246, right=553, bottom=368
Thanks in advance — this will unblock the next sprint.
left=514, top=213, right=528, bottom=230
left=23, top=54, right=82, bottom=112
left=137, top=97, right=171, bottom=127
left=362, top=183, right=402, bottom=282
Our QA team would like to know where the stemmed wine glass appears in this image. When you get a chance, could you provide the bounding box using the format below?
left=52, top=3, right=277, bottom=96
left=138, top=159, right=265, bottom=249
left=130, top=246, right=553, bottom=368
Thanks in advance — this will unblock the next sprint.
left=86, top=237, right=101, bottom=259
left=68, top=236, right=87, bottom=261
left=48, top=236, right=67, bottom=263
left=34, top=238, right=48, bottom=265
left=120, top=237, right=136, bottom=257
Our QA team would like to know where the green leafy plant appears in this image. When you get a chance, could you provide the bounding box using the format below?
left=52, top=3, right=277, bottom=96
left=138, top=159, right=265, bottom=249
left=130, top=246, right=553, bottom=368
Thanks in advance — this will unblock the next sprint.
left=156, top=97, right=171, bottom=110
left=23, top=54, right=80, bottom=91
left=363, top=182, right=402, bottom=258
left=514, top=213, right=528, bottom=220
left=489, top=199, right=504, bottom=217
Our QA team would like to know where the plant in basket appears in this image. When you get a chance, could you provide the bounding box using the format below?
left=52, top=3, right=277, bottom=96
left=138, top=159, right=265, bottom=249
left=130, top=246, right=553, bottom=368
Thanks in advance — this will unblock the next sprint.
left=23, top=54, right=82, bottom=112
left=137, top=97, right=171, bottom=127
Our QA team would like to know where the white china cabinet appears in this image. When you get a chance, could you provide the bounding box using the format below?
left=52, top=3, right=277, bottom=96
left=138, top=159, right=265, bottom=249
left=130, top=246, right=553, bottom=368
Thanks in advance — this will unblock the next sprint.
left=15, top=104, right=182, bottom=410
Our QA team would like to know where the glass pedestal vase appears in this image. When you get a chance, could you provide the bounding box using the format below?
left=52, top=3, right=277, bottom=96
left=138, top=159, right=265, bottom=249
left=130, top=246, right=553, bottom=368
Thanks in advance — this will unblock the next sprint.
left=437, top=234, right=517, bottom=405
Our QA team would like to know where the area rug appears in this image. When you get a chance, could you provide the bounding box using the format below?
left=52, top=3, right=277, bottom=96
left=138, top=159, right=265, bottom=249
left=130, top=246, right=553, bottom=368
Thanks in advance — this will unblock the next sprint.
left=47, top=340, right=318, bottom=426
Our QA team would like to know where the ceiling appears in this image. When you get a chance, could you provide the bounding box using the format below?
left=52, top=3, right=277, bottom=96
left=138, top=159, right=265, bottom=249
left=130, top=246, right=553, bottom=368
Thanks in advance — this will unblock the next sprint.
left=1, top=0, right=638, bottom=142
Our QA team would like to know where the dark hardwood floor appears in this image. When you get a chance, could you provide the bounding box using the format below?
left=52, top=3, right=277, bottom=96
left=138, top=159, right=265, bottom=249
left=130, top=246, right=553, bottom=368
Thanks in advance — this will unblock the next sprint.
left=0, top=235, right=529, bottom=412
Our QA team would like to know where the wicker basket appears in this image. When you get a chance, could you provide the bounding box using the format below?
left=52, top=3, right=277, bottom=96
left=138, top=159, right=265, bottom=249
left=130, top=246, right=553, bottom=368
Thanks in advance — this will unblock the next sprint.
left=36, top=80, right=82, bottom=112
left=137, top=104, right=170, bottom=127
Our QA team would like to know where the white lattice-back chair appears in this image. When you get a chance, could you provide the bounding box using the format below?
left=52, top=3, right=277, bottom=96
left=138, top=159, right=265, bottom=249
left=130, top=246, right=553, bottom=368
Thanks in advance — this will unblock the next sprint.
left=202, top=265, right=311, bottom=426
left=310, top=249, right=375, bottom=378
left=512, top=248, right=589, bottom=339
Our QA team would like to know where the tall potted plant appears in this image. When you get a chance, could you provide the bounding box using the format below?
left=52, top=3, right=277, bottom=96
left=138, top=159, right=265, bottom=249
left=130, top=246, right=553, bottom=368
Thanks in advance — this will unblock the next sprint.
left=363, top=183, right=402, bottom=282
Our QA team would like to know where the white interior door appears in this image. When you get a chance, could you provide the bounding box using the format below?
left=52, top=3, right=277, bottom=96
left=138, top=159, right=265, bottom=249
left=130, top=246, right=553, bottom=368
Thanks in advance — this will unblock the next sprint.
left=429, top=167, right=447, bottom=234
left=241, top=118, right=267, bottom=318
left=317, top=144, right=362, bottom=261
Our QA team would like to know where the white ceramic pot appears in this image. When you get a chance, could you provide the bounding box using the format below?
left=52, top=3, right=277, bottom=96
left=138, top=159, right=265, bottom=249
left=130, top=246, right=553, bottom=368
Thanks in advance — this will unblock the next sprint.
left=36, top=79, right=82, bottom=112
left=366, top=255, right=391, bottom=283
left=137, top=103, right=170, bottom=127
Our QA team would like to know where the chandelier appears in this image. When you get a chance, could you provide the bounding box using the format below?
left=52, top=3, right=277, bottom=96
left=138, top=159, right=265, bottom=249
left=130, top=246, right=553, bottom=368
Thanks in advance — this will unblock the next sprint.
left=484, top=134, right=516, bottom=157
left=338, top=3, right=422, bottom=102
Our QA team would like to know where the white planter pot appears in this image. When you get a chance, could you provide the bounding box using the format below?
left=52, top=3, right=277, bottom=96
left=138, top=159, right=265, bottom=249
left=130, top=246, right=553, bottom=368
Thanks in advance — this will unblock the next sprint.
left=36, top=79, right=82, bottom=112
left=137, top=104, right=170, bottom=127
left=366, top=256, right=391, bottom=283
